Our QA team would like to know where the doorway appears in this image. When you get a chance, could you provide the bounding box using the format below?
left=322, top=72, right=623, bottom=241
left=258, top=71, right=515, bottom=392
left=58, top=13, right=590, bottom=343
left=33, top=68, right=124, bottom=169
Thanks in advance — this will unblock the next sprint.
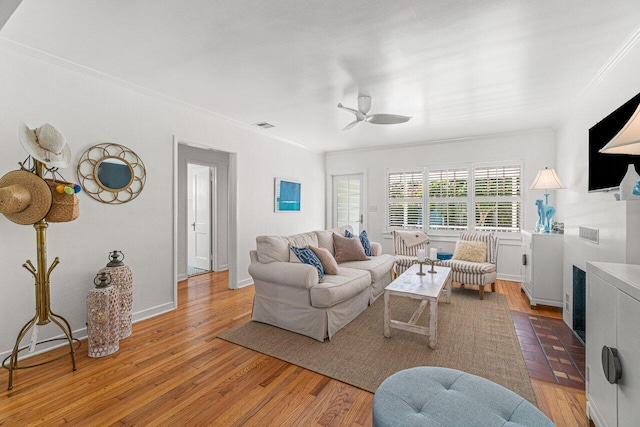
left=332, top=173, right=364, bottom=233
left=176, top=142, right=232, bottom=284
left=187, top=164, right=214, bottom=277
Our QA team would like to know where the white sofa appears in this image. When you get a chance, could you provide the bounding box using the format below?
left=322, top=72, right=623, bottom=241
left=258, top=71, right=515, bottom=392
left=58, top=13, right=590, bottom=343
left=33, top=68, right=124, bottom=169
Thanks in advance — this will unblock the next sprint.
left=248, top=227, right=395, bottom=341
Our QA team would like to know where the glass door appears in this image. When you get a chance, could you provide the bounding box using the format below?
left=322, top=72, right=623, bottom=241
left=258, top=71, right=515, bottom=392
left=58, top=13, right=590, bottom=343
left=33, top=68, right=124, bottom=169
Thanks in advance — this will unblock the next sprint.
left=333, top=174, right=364, bottom=234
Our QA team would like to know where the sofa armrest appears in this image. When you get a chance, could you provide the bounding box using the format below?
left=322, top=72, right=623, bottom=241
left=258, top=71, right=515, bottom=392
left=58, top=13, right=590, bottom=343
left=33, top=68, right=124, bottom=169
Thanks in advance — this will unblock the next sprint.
left=370, top=241, right=382, bottom=256
left=248, top=261, right=319, bottom=289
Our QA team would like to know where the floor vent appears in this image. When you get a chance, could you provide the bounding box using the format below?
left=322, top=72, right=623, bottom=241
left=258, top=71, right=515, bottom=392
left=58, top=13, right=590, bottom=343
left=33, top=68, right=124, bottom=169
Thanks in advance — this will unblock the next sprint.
left=252, top=121, right=275, bottom=129
left=579, top=227, right=599, bottom=244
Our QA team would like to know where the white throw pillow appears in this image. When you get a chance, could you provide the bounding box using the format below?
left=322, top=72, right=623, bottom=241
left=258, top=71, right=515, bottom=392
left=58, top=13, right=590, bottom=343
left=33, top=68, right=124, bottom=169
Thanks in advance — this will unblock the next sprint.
left=453, top=240, right=487, bottom=263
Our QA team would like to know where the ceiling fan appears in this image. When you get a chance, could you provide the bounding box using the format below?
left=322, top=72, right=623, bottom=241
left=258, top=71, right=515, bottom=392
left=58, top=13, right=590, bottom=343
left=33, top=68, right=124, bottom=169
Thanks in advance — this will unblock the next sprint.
left=337, top=95, right=411, bottom=131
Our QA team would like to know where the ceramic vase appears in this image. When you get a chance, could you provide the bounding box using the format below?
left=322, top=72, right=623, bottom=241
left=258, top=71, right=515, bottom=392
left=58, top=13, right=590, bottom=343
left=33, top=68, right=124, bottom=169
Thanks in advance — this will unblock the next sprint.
left=619, top=164, right=640, bottom=200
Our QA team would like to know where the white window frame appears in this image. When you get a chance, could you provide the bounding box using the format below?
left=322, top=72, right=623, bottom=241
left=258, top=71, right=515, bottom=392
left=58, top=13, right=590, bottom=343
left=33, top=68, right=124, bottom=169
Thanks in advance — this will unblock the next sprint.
left=426, top=164, right=471, bottom=235
left=386, top=168, right=425, bottom=231
left=385, top=161, right=523, bottom=237
left=472, top=160, right=523, bottom=235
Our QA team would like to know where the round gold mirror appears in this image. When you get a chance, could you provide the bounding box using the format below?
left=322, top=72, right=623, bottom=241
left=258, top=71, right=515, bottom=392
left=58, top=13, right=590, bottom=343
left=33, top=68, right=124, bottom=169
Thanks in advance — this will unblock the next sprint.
left=95, top=157, right=133, bottom=191
left=77, top=143, right=146, bottom=204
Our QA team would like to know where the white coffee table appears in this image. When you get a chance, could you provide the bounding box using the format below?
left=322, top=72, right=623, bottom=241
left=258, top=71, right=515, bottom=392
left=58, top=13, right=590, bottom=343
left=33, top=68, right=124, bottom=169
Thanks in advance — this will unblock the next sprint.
left=383, top=263, right=452, bottom=349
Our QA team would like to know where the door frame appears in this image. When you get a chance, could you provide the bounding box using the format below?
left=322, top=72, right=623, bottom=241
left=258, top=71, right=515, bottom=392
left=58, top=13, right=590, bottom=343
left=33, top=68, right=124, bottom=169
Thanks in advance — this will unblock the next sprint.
left=173, top=137, right=238, bottom=308
left=328, top=171, right=367, bottom=231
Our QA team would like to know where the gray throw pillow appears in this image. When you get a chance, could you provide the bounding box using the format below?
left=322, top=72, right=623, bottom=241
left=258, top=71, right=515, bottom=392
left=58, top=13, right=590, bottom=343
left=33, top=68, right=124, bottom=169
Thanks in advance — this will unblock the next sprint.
left=333, top=233, right=369, bottom=263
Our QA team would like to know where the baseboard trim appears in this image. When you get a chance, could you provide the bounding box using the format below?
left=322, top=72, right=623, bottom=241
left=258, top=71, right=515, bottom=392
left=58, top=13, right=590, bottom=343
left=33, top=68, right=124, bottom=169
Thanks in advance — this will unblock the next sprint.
left=132, top=302, right=176, bottom=323
left=0, top=302, right=176, bottom=360
left=498, top=273, right=521, bottom=282
left=235, top=278, right=253, bottom=289
left=177, top=273, right=188, bottom=281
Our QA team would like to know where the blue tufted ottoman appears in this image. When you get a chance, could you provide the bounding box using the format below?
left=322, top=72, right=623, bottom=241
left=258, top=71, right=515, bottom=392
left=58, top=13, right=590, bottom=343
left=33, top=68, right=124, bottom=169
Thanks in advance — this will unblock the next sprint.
left=373, top=367, right=554, bottom=427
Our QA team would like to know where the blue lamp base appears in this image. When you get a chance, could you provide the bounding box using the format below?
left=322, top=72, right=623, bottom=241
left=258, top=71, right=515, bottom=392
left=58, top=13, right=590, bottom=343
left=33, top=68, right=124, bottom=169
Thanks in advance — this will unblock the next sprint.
left=535, top=192, right=556, bottom=233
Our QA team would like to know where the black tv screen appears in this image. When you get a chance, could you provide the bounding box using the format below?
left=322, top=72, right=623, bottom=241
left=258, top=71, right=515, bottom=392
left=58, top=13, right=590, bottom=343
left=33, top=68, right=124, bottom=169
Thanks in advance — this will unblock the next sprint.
left=589, top=92, right=640, bottom=192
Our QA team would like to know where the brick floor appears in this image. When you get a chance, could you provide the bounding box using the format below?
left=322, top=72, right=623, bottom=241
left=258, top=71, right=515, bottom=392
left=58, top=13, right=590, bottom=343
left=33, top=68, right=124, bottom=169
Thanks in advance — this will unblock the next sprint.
left=511, top=311, right=585, bottom=389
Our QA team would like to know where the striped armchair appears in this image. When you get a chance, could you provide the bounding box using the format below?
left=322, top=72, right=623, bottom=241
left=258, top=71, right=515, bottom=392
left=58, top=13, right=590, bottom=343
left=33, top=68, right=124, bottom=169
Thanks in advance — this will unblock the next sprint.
left=391, top=230, right=430, bottom=276
left=441, top=232, right=498, bottom=300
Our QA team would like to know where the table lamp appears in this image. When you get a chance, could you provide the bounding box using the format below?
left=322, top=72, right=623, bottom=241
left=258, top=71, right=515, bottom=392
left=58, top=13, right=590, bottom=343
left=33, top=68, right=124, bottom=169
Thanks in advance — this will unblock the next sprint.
left=530, top=167, right=565, bottom=232
left=600, top=103, right=640, bottom=198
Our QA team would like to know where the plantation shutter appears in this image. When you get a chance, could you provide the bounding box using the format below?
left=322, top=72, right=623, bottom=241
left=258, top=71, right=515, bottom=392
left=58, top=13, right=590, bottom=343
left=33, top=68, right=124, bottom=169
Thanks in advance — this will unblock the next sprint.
left=387, top=170, right=423, bottom=229
left=474, top=165, right=521, bottom=233
left=427, top=168, right=469, bottom=231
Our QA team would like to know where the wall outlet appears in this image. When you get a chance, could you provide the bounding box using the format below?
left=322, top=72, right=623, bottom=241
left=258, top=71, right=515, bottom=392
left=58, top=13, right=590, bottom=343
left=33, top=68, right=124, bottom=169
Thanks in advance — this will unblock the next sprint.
left=565, top=301, right=570, bottom=311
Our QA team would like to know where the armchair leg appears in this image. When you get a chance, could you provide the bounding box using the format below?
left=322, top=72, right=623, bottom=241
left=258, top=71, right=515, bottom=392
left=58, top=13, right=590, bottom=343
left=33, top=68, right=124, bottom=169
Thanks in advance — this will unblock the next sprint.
left=479, top=285, right=485, bottom=300
left=491, top=282, right=495, bottom=292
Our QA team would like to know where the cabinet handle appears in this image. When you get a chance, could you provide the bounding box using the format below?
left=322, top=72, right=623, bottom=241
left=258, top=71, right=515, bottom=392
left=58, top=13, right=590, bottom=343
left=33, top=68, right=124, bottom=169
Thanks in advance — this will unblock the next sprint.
left=601, top=346, right=622, bottom=384
left=522, top=254, right=527, bottom=266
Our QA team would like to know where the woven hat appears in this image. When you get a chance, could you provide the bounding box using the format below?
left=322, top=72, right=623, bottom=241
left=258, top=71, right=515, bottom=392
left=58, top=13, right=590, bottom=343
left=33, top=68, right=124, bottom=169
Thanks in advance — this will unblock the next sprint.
left=19, top=122, right=71, bottom=168
left=0, top=170, right=53, bottom=225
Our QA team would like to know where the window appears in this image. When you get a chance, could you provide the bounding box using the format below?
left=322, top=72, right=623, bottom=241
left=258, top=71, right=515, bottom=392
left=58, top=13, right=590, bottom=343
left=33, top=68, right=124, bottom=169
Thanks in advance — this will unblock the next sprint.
left=387, top=162, right=522, bottom=234
left=427, top=168, right=469, bottom=231
left=473, top=165, right=521, bottom=233
left=387, top=170, right=423, bottom=229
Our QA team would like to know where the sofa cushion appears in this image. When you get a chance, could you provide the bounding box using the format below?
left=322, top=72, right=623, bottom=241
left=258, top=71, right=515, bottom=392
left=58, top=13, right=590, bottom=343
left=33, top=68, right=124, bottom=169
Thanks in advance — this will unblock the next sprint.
left=333, top=233, right=369, bottom=263
left=256, top=232, right=318, bottom=263
left=314, top=230, right=336, bottom=255
left=339, top=254, right=395, bottom=283
left=310, top=246, right=339, bottom=275
left=290, top=246, right=324, bottom=282
left=310, top=267, right=371, bottom=308
left=441, top=259, right=496, bottom=274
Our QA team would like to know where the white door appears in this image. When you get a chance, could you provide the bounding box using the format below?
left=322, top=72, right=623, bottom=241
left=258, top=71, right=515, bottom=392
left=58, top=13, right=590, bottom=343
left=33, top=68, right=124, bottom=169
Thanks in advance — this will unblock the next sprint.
left=333, top=174, right=364, bottom=234
left=188, top=164, right=212, bottom=271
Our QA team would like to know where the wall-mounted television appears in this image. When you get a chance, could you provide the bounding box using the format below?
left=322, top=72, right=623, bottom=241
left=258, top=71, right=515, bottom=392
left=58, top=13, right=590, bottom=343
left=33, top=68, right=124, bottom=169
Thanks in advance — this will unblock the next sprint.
left=589, top=92, right=640, bottom=192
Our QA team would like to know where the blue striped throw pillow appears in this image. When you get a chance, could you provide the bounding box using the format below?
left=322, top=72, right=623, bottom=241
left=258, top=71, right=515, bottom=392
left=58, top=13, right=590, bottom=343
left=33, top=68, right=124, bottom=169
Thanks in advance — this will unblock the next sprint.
left=290, top=246, right=324, bottom=282
left=345, top=229, right=372, bottom=256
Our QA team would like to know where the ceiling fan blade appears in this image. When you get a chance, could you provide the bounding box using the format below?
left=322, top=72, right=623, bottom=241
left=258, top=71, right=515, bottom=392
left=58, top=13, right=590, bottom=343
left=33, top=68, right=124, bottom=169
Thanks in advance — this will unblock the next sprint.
left=366, top=114, right=412, bottom=125
left=342, top=119, right=361, bottom=131
left=337, top=103, right=366, bottom=121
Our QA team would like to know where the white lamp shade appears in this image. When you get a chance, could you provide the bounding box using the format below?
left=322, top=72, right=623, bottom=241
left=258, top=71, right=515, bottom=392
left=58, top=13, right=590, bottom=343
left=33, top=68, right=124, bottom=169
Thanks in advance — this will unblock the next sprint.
left=600, top=104, right=640, bottom=155
left=530, top=168, right=566, bottom=190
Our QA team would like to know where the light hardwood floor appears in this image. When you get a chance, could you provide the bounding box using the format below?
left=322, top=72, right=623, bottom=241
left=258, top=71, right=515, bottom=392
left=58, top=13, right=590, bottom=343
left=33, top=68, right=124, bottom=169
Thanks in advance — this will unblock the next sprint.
left=0, top=273, right=588, bottom=426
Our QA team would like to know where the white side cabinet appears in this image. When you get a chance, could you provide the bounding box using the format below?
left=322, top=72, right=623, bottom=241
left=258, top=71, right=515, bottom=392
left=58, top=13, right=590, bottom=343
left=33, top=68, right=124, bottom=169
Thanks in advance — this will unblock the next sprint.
left=586, top=262, right=640, bottom=427
left=520, top=231, right=564, bottom=307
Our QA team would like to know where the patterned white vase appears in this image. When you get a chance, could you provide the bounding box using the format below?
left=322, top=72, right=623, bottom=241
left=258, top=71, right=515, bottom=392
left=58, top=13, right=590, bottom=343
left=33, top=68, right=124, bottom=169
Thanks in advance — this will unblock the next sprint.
left=619, top=164, right=640, bottom=200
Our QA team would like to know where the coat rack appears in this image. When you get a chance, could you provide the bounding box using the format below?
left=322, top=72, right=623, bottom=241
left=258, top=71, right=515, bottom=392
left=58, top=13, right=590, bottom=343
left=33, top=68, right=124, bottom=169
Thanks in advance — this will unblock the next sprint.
left=2, top=160, right=77, bottom=390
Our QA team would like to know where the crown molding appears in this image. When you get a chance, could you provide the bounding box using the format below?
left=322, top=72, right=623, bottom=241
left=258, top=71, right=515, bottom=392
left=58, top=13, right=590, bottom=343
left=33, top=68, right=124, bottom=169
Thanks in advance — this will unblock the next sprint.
left=573, top=25, right=640, bottom=105
left=0, top=37, right=318, bottom=154
left=325, top=128, right=555, bottom=156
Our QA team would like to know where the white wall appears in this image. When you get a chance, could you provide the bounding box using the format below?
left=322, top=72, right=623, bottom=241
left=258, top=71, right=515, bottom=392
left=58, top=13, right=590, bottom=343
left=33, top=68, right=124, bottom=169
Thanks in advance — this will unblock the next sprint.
left=0, top=42, right=325, bottom=358
left=325, top=129, right=556, bottom=281
left=556, top=39, right=640, bottom=326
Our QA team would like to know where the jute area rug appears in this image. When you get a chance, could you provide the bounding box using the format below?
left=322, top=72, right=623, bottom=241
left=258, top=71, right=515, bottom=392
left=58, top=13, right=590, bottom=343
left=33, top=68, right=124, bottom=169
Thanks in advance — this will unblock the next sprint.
left=218, top=287, right=536, bottom=404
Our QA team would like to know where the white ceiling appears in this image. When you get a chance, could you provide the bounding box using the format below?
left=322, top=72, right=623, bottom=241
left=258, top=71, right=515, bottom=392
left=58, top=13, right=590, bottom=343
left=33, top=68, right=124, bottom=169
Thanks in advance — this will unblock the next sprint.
left=2, top=0, right=640, bottom=152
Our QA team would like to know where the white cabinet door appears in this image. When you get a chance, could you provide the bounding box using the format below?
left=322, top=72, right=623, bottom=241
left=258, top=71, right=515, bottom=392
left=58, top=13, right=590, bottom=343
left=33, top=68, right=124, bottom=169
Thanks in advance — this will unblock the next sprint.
left=617, top=291, right=640, bottom=426
left=521, top=232, right=532, bottom=295
left=586, top=273, right=618, bottom=427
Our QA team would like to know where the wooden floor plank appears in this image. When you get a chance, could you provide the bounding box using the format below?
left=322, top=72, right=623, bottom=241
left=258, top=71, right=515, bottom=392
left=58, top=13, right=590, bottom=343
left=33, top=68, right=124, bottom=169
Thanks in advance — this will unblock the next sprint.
left=0, top=273, right=585, bottom=426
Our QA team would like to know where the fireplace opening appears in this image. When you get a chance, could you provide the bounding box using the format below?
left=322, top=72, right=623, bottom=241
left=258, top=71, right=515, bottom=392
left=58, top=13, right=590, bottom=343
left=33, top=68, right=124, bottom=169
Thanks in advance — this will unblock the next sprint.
left=572, top=265, right=586, bottom=343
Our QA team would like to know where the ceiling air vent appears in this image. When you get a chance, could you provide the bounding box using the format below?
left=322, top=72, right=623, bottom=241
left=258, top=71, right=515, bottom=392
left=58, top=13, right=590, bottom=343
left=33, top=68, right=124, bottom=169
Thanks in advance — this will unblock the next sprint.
left=579, top=227, right=599, bottom=244
left=252, top=121, right=274, bottom=129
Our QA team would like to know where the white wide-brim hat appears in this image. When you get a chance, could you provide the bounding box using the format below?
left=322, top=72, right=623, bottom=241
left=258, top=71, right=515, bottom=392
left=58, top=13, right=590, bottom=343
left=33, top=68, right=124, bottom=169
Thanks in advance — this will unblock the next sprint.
left=19, top=122, right=71, bottom=168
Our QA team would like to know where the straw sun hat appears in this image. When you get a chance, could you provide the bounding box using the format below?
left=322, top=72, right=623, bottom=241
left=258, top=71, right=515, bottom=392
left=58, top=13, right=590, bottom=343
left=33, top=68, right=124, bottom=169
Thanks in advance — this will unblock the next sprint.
left=0, top=170, right=53, bottom=225
left=19, top=122, right=71, bottom=168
